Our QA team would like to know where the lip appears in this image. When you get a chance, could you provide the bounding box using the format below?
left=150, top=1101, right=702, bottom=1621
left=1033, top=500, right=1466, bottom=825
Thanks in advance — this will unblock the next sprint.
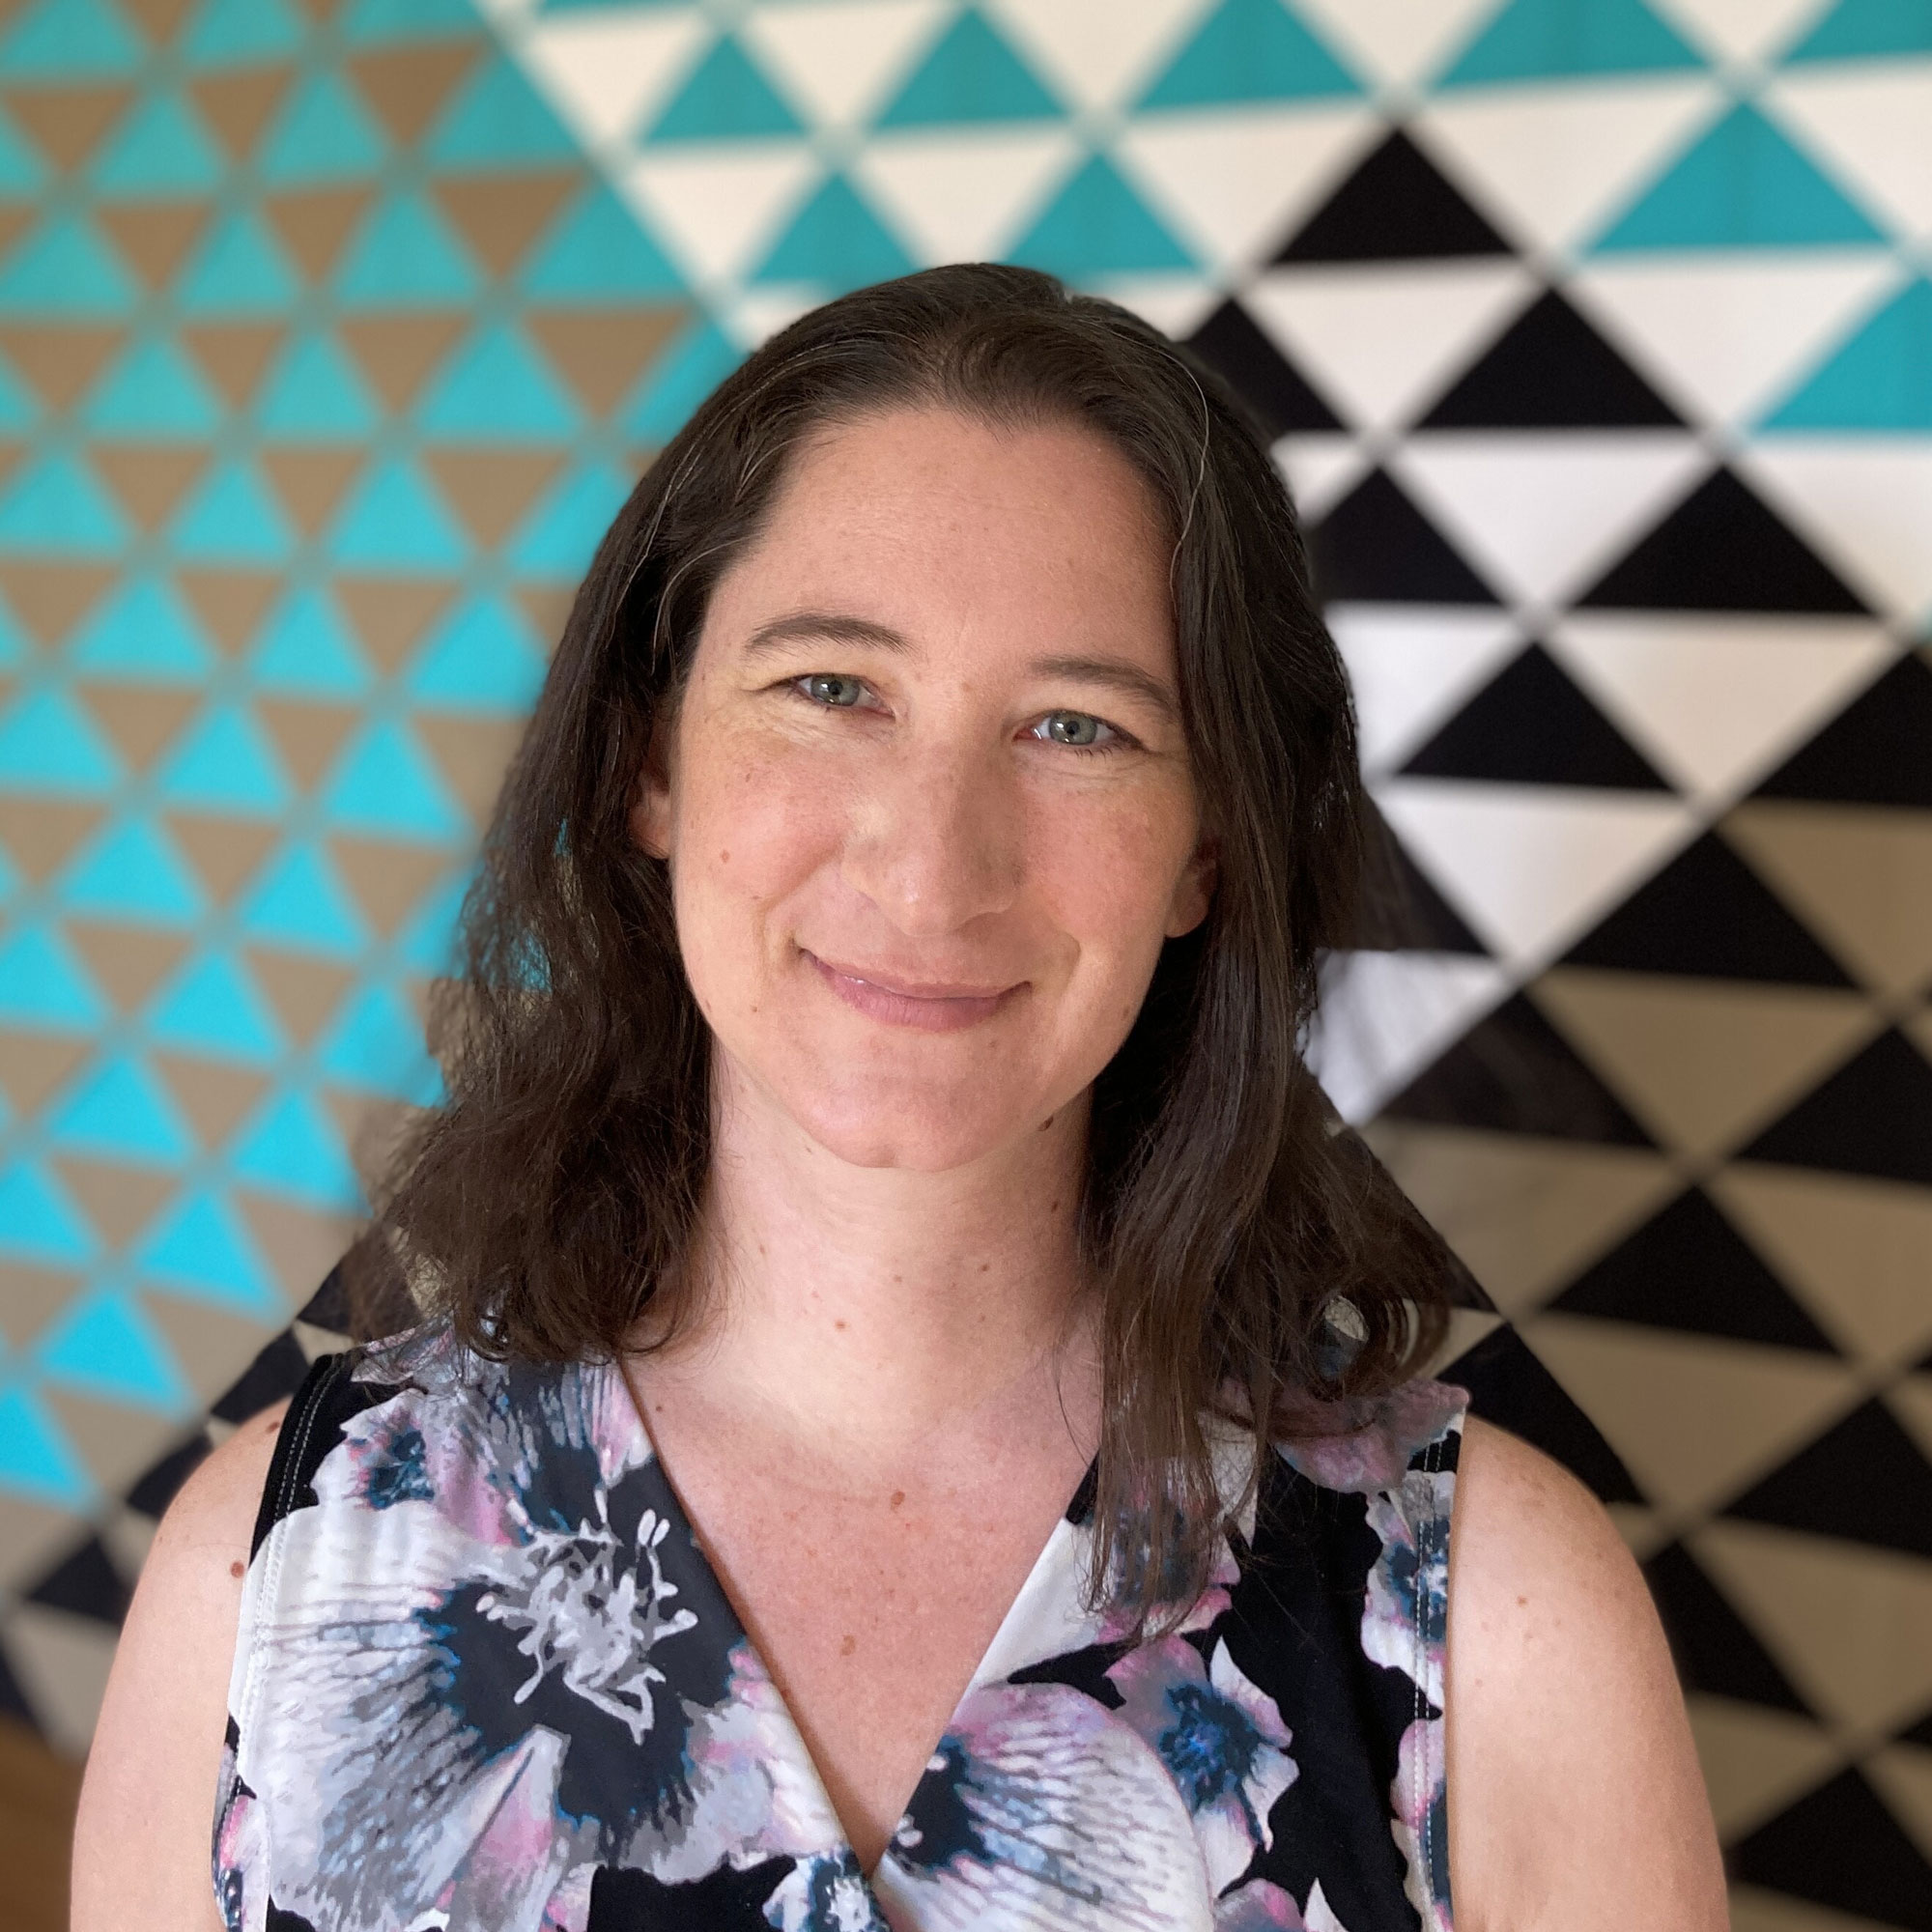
left=802, top=950, right=1024, bottom=1033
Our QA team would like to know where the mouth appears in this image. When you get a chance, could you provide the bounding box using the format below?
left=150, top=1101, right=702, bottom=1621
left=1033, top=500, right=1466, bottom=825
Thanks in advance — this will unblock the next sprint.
left=801, top=950, right=1024, bottom=1033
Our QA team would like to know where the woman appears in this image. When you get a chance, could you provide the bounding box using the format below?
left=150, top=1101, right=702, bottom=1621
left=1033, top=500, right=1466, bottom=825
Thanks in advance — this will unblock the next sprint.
left=74, top=265, right=1724, bottom=1932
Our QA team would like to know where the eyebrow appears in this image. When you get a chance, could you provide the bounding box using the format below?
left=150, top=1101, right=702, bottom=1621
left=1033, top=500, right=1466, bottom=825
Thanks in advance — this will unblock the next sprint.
left=742, top=611, right=1179, bottom=718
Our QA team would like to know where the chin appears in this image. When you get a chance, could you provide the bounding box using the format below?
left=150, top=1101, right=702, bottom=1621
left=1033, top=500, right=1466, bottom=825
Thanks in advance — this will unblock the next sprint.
left=790, top=1078, right=1038, bottom=1175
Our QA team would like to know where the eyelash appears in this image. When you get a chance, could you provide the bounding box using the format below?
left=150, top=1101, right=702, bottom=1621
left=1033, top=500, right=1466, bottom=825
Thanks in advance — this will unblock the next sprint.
left=784, top=674, right=1140, bottom=755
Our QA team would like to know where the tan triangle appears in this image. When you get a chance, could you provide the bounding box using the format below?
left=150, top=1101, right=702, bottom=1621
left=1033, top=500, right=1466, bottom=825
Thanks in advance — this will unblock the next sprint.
left=412, top=711, right=521, bottom=825
left=1531, top=969, right=1877, bottom=1160
left=232, top=1190, right=356, bottom=1304
left=1685, top=1694, right=1844, bottom=1841
left=289, top=0, right=341, bottom=19
left=262, top=183, right=375, bottom=283
left=2, top=82, right=132, bottom=170
left=0, top=1493, right=88, bottom=1605
left=1712, top=1163, right=1932, bottom=1374
left=336, top=312, right=466, bottom=412
left=186, top=66, right=294, bottom=161
left=163, top=811, right=277, bottom=902
left=1520, top=1313, right=1860, bottom=1516
left=0, top=1261, right=80, bottom=1350
left=48, top=1155, right=177, bottom=1250
left=0, top=798, right=103, bottom=880
left=0, top=200, right=36, bottom=264
left=1725, top=802, right=1932, bottom=999
left=119, top=0, right=200, bottom=43
left=525, top=306, right=687, bottom=417
left=135, top=1289, right=280, bottom=1408
left=179, top=321, right=284, bottom=412
left=419, top=446, right=563, bottom=549
left=74, top=683, right=199, bottom=771
left=1868, top=1744, right=1932, bottom=1865
left=430, top=171, right=579, bottom=281
left=1694, top=1520, right=1932, bottom=1738
left=257, top=445, right=363, bottom=536
left=150, top=1052, right=269, bottom=1151
left=329, top=834, right=452, bottom=937
left=242, top=948, right=354, bottom=1045
left=511, top=581, right=573, bottom=658
left=0, top=1031, right=90, bottom=1118
left=94, top=198, right=213, bottom=291
left=325, top=1087, right=422, bottom=1192
left=253, top=696, right=360, bottom=790
left=331, top=572, right=454, bottom=672
left=64, top=923, right=190, bottom=1012
left=1361, top=1121, right=1675, bottom=1318
left=6, top=1600, right=119, bottom=1752
left=0, top=557, right=115, bottom=644
left=39, top=1384, right=183, bottom=1503
left=172, top=565, right=282, bottom=655
left=346, top=43, right=481, bottom=149
left=0, top=323, right=122, bottom=412
left=89, top=442, right=212, bottom=532
left=0, top=439, right=23, bottom=498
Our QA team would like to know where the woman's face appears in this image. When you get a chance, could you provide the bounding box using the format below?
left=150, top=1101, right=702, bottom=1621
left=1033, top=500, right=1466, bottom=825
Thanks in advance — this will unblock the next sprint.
left=635, top=405, right=1214, bottom=1174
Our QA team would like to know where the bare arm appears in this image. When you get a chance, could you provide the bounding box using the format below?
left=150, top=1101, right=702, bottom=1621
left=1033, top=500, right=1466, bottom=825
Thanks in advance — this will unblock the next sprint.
left=71, top=1402, right=289, bottom=1932
left=1446, top=1415, right=1727, bottom=1932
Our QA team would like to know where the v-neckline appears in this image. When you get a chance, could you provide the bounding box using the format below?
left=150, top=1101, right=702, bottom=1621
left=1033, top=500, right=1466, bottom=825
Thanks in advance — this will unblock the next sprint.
left=609, top=1351, right=1100, bottom=1891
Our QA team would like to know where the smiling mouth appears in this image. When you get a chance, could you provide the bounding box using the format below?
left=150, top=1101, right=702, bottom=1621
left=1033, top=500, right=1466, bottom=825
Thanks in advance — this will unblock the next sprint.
left=801, top=950, right=1024, bottom=1033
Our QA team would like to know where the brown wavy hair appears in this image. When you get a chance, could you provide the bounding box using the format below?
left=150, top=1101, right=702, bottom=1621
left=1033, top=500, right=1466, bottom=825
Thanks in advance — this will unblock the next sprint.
left=357, top=263, right=1449, bottom=1625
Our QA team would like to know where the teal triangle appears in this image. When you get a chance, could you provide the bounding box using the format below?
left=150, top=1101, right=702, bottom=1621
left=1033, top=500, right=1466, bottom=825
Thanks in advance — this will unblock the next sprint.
left=0, top=101, right=46, bottom=194
left=334, top=188, right=484, bottom=307
left=71, top=574, right=218, bottom=684
left=1139, top=0, right=1361, bottom=108
left=506, top=458, right=632, bottom=577
left=156, top=703, right=293, bottom=816
left=47, top=1053, right=197, bottom=1166
left=407, top=593, right=545, bottom=712
left=0, top=687, right=123, bottom=793
left=340, top=0, right=477, bottom=44
left=1787, top=0, right=1932, bottom=61
left=0, top=449, right=130, bottom=553
left=176, top=206, right=303, bottom=314
left=181, top=0, right=305, bottom=69
left=399, top=862, right=468, bottom=976
left=1010, top=152, right=1198, bottom=274
left=426, top=49, right=582, bottom=169
left=59, top=817, right=206, bottom=926
left=0, top=1384, right=92, bottom=1507
left=646, top=33, right=803, bottom=141
left=752, top=172, right=916, bottom=289
left=0, top=922, right=109, bottom=1029
left=248, top=584, right=374, bottom=698
left=417, top=319, right=581, bottom=440
left=320, top=980, right=442, bottom=1103
left=91, top=91, right=227, bottom=197
left=258, top=70, right=388, bottom=185
left=146, top=949, right=286, bottom=1064
left=38, top=1290, right=189, bottom=1410
left=138, top=1189, right=281, bottom=1318
left=240, top=841, right=366, bottom=955
left=255, top=327, right=384, bottom=440
left=323, top=718, right=466, bottom=841
left=0, top=211, right=139, bottom=314
left=328, top=456, right=470, bottom=571
left=1437, top=0, right=1703, bottom=86
left=1592, top=102, right=1886, bottom=249
left=1762, top=277, right=1932, bottom=430
left=0, top=0, right=144, bottom=78
left=876, top=9, right=1064, bottom=126
left=621, top=317, right=742, bottom=442
left=169, top=457, right=298, bottom=564
left=228, top=1084, right=362, bottom=1208
left=81, top=334, right=226, bottom=439
left=0, top=1160, right=98, bottom=1263
left=518, top=181, right=685, bottom=300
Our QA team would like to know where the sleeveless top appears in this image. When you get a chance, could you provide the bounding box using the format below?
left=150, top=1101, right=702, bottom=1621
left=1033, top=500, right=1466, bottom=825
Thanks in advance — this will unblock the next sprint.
left=213, top=1321, right=1466, bottom=1932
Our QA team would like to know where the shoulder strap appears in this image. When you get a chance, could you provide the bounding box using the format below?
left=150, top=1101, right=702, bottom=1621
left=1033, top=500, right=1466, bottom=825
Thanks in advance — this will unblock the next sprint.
left=247, top=1349, right=355, bottom=1560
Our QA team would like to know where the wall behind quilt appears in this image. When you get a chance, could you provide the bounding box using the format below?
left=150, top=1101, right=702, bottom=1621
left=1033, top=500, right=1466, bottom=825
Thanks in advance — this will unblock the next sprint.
left=0, top=0, right=1927, bottom=1928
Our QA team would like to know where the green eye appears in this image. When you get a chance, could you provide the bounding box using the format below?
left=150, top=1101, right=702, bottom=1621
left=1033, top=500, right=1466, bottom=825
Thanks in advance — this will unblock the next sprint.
left=802, top=673, right=865, bottom=707
left=1038, top=711, right=1105, bottom=747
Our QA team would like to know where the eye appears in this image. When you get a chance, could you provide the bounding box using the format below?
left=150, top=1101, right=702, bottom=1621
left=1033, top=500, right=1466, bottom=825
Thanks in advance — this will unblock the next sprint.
left=1032, top=710, right=1118, bottom=749
left=797, top=672, right=867, bottom=708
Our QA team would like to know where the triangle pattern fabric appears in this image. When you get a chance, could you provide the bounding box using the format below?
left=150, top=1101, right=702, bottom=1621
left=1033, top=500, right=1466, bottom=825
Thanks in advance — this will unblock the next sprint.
left=1274, top=127, right=1514, bottom=260
left=1136, top=0, right=1363, bottom=109
left=1436, top=0, right=1706, bottom=86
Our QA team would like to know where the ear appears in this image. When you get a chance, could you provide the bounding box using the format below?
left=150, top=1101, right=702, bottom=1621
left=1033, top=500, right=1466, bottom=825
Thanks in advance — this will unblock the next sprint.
left=629, top=705, right=676, bottom=862
left=1165, top=835, right=1217, bottom=939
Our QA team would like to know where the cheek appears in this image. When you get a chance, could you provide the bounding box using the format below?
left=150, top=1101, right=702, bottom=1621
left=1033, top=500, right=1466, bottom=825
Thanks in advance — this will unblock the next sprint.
left=1029, top=787, right=1196, bottom=977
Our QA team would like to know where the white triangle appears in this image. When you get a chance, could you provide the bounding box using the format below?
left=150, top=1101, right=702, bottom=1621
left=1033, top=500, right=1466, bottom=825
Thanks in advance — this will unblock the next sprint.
left=1327, top=603, right=1524, bottom=776
left=1769, top=64, right=1932, bottom=241
left=1243, top=260, right=1537, bottom=433
left=1308, top=949, right=1510, bottom=1123
left=1417, top=77, right=1720, bottom=254
left=1548, top=612, right=1896, bottom=802
left=1371, top=779, right=1693, bottom=966
left=738, top=0, right=952, bottom=133
left=1288, top=0, right=1508, bottom=88
left=721, top=287, right=822, bottom=351
left=851, top=127, right=1081, bottom=265
left=1648, top=0, right=1833, bottom=63
left=1743, top=440, right=1932, bottom=623
left=1090, top=273, right=1221, bottom=338
left=1115, top=103, right=1377, bottom=277
left=618, top=146, right=821, bottom=288
left=511, top=9, right=712, bottom=155
left=982, top=0, right=1210, bottom=110
left=1391, top=432, right=1709, bottom=609
left=1571, top=253, right=1904, bottom=427
left=1272, top=432, right=1370, bottom=522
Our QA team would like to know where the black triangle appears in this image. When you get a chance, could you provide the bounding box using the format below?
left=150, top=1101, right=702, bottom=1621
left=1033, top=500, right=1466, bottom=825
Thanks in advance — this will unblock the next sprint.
left=1641, top=1541, right=1810, bottom=1713
left=1731, top=1770, right=1932, bottom=1931
left=1307, top=468, right=1499, bottom=604
left=1547, top=1187, right=1838, bottom=1351
left=1276, top=128, right=1512, bottom=263
left=1739, top=1028, right=1932, bottom=1187
left=1417, top=290, right=1683, bottom=429
left=1352, top=801, right=1489, bottom=952
left=1900, top=1707, right=1932, bottom=1749
left=1577, top=468, right=1868, bottom=613
left=1380, top=992, right=1655, bottom=1144
left=1400, top=643, right=1669, bottom=787
left=1562, top=832, right=1854, bottom=983
left=0, top=1644, right=33, bottom=1727
left=1186, top=298, right=1345, bottom=439
left=25, top=1534, right=130, bottom=1625
left=212, top=1326, right=313, bottom=1424
left=1754, top=652, right=1932, bottom=810
left=1724, top=1399, right=1932, bottom=1558
left=125, top=1431, right=213, bottom=1518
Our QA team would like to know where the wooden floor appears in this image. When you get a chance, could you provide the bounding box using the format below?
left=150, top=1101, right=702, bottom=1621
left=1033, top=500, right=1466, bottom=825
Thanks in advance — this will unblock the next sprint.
left=0, top=1719, right=81, bottom=1932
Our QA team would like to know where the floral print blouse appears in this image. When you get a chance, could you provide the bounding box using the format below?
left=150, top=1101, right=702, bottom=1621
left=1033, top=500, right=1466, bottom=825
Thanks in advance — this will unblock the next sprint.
left=214, top=1321, right=1465, bottom=1932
